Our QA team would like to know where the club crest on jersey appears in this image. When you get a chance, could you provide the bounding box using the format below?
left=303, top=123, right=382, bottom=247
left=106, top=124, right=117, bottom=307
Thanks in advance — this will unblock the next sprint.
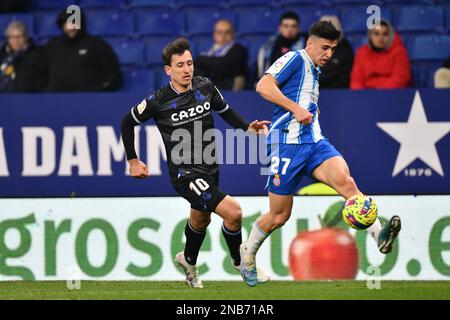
left=273, top=174, right=281, bottom=187
left=171, top=102, right=211, bottom=122
left=137, top=100, right=147, bottom=114
left=194, top=90, right=206, bottom=101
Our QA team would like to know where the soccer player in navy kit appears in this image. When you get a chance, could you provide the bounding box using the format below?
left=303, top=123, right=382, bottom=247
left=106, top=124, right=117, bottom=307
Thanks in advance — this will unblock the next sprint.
left=240, top=21, right=401, bottom=287
left=121, top=38, right=269, bottom=288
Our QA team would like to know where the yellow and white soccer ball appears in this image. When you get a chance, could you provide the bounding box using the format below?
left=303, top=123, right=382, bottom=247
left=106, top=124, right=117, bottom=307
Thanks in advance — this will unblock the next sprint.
left=342, top=195, right=378, bottom=230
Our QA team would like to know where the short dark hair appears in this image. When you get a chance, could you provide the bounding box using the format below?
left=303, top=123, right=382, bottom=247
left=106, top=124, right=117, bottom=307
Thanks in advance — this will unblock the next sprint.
left=279, top=11, right=300, bottom=25
left=309, top=20, right=341, bottom=41
left=379, top=20, right=389, bottom=28
left=162, top=37, right=192, bottom=66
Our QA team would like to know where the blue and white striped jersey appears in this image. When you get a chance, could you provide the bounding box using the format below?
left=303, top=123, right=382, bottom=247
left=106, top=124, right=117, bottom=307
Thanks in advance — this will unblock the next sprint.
left=265, top=49, right=324, bottom=145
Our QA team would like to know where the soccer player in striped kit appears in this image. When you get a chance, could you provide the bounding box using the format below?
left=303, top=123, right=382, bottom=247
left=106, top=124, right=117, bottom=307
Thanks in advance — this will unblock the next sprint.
left=240, top=21, right=401, bottom=287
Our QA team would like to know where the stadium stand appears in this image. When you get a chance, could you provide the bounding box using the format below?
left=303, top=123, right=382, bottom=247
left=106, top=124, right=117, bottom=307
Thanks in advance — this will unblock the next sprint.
left=1, top=0, right=449, bottom=91
left=185, top=8, right=237, bottom=36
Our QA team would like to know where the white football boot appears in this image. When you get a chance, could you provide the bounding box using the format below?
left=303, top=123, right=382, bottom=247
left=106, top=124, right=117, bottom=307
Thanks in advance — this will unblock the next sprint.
left=175, top=252, right=203, bottom=289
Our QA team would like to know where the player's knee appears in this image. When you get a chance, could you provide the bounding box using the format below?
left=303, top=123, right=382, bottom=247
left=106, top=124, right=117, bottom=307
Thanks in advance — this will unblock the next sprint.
left=226, top=205, right=242, bottom=229
left=191, top=215, right=211, bottom=230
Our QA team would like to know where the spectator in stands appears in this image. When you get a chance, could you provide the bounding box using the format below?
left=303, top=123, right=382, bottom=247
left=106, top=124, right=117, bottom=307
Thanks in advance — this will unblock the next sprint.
left=194, top=19, right=248, bottom=91
left=0, top=21, right=40, bottom=92
left=318, top=15, right=353, bottom=89
left=37, top=9, right=121, bottom=92
left=350, top=20, right=411, bottom=89
left=434, top=57, right=450, bottom=88
left=257, top=11, right=306, bottom=79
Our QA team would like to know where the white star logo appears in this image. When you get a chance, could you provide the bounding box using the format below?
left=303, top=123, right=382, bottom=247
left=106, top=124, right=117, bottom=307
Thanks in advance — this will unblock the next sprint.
left=377, top=91, right=450, bottom=177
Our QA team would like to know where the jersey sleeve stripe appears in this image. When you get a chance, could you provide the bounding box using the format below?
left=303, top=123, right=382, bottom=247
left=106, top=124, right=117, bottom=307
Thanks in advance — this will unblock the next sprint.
left=130, top=107, right=142, bottom=124
left=216, top=104, right=230, bottom=114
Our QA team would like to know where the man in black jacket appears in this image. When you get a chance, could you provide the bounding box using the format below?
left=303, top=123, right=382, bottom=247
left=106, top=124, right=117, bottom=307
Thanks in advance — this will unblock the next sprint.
left=0, top=20, right=40, bottom=92
left=194, top=20, right=248, bottom=91
left=318, top=16, right=353, bottom=89
left=38, top=9, right=121, bottom=92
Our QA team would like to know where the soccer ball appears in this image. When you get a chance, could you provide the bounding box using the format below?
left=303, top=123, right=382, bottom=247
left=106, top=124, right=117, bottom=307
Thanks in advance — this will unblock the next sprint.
left=342, top=196, right=378, bottom=230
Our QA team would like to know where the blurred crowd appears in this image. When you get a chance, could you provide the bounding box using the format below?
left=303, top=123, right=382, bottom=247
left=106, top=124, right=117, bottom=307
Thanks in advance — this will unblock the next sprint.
left=0, top=3, right=449, bottom=93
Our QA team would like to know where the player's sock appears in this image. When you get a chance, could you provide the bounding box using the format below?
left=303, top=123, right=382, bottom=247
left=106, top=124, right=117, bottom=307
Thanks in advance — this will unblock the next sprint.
left=245, top=221, right=269, bottom=255
left=221, top=223, right=242, bottom=266
left=367, top=218, right=382, bottom=243
left=184, top=220, right=206, bottom=265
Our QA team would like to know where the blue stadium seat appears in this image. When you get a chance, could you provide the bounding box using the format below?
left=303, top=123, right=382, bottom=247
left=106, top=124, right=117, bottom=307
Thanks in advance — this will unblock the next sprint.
left=446, top=5, right=450, bottom=31
left=144, top=36, right=177, bottom=65
left=227, top=0, right=275, bottom=8
left=35, top=12, right=60, bottom=37
left=346, top=33, right=367, bottom=51
left=384, top=0, right=435, bottom=4
left=283, top=6, right=339, bottom=33
left=412, top=61, right=443, bottom=87
left=109, top=39, right=145, bottom=67
left=395, top=6, right=444, bottom=32
left=33, top=0, right=77, bottom=10
left=129, top=0, right=175, bottom=9
left=122, top=68, right=155, bottom=93
left=151, top=66, right=169, bottom=88
left=190, top=35, right=213, bottom=56
left=329, top=0, right=385, bottom=4
left=78, top=0, right=124, bottom=9
left=239, top=34, right=270, bottom=65
left=135, top=10, right=184, bottom=36
left=185, top=9, right=237, bottom=36
left=340, top=6, right=392, bottom=33
left=409, top=35, right=450, bottom=60
left=237, top=7, right=281, bottom=35
left=281, top=0, right=322, bottom=5
left=86, top=10, right=133, bottom=37
left=176, top=0, right=224, bottom=8
left=0, top=14, right=34, bottom=36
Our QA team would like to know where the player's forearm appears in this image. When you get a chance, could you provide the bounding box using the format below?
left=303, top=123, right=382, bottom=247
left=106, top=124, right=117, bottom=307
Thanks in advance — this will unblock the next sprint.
left=256, top=75, right=299, bottom=113
left=121, top=112, right=139, bottom=160
left=219, top=107, right=250, bottom=130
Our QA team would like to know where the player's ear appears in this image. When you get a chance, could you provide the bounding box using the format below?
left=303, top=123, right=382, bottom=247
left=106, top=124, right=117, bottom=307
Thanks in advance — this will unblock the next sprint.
left=164, top=65, right=171, bottom=77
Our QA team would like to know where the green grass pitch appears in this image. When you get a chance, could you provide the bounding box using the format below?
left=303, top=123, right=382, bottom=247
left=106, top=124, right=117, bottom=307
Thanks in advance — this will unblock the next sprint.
left=0, top=281, right=449, bottom=300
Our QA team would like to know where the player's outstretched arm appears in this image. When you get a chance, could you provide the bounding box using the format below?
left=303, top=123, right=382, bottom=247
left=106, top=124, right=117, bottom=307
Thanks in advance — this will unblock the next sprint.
left=256, top=74, right=313, bottom=125
left=121, top=112, right=149, bottom=179
left=218, top=107, right=269, bottom=134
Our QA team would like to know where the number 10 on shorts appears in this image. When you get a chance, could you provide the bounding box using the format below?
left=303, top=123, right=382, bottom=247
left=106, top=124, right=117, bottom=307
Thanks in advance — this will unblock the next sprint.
left=189, top=178, right=210, bottom=196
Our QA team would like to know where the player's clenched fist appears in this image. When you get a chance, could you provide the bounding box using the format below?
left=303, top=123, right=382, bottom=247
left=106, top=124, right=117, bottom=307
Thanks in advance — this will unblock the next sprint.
left=294, top=108, right=313, bottom=126
left=128, top=159, right=149, bottom=179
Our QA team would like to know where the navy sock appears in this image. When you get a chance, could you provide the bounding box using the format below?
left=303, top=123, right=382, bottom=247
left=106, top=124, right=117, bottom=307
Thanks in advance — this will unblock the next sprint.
left=184, top=220, right=206, bottom=265
left=222, top=223, right=242, bottom=266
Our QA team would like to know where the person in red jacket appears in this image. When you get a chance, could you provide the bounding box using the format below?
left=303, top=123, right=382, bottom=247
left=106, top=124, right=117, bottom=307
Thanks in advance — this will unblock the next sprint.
left=350, top=20, right=412, bottom=89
